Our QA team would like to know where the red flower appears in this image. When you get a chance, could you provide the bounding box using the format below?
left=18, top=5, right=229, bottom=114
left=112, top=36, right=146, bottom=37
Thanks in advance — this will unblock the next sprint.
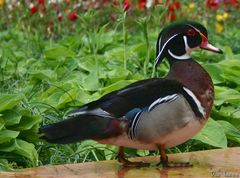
left=113, top=0, right=119, bottom=6
left=38, top=0, right=45, bottom=5
left=169, top=12, right=176, bottom=21
left=112, top=0, right=130, bottom=11
left=223, top=0, right=240, bottom=7
left=29, top=4, right=38, bottom=14
left=138, top=0, right=147, bottom=10
left=57, top=12, right=62, bottom=21
left=123, top=0, right=131, bottom=11
left=206, top=0, right=220, bottom=10
left=168, top=1, right=180, bottom=11
left=68, top=12, right=77, bottom=21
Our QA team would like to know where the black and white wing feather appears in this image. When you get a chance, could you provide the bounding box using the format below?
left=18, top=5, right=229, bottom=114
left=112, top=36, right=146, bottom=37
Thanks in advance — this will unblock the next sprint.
left=70, top=78, right=204, bottom=120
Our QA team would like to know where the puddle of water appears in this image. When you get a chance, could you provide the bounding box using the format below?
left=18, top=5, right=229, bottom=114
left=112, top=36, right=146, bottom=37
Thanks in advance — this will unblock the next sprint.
left=0, top=147, right=239, bottom=178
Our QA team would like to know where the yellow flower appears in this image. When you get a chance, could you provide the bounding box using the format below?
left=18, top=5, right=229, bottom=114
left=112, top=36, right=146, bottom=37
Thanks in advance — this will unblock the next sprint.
left=189, top=3, right=195, bottom=10
left=223, top=12, right=229, bottom=20
left=215, top=23, right=224, bottom=33
left=0, top=0, right=4, bottom=6
left=216, top=14, right=223, bottom=21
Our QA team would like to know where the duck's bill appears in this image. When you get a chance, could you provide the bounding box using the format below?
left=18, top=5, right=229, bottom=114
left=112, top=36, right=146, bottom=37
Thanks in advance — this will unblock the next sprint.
left=200, top=42, right=223, bottom=54
left=199, top=33, right=223, bottom=54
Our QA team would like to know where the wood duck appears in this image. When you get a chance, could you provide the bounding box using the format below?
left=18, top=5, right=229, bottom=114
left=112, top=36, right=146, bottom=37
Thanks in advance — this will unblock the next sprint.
left=40, top=21, right=223, bottom=167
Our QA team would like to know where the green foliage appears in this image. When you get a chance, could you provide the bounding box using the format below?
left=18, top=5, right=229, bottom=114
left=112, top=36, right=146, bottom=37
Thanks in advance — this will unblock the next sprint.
left=0, top=94, right=41, bottom=170
left=45, top=46, right=76, bottom=60
left=193, top=119, right=227, bottom=148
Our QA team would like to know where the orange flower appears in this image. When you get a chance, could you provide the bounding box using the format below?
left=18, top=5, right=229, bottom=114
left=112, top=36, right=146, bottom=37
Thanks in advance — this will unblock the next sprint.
left=138, top=0, right=147, bottom=10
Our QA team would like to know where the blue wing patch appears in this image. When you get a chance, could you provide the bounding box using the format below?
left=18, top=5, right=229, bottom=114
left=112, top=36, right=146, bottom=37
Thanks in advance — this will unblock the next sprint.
left=125, top=108, right=142, bottom=139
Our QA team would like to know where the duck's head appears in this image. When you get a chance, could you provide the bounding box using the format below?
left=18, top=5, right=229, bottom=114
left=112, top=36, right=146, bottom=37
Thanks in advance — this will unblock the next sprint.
left=155, top=21, right=223, bottom=65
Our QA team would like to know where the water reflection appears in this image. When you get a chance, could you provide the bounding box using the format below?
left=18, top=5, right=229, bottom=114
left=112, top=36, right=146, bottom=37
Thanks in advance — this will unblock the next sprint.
left=116, top=165, right=173, bottom=178
left=117, top=166, right=131, bottom=178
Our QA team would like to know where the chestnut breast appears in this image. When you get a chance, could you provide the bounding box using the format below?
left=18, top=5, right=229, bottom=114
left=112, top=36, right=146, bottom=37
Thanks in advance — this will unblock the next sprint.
left=166, top=60, right=214, bottom=119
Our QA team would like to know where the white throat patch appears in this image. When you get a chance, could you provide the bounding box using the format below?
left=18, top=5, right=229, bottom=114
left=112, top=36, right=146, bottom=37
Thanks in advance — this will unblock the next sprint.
left=168, top=35, right=192, bottom=60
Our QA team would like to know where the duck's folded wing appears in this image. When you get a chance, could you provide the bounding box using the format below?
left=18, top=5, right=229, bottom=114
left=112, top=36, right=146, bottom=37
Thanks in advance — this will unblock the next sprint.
left=70, top=78, right=203, bottom=119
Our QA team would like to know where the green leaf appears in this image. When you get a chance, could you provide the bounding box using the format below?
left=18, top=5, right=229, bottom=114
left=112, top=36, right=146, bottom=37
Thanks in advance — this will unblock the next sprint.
left=0, top=159, right=13, bottom=171
left=193, top=118, right=227, bottom=148
left=45, top=46, right=75, bottom=59
left=223, top=46, right=235, bottom=60
left=217, top=120, right=240, bottom=143
left=214, top=86, right=240, bottom=105
left=82, top=72, right=100, bottom=91
left=211, top=109, right=240, bottom=130
left=18, top=125, right=40, bottom=143
left=0, top=130, right=19, bottom=144
left=75, top=90, right=93, bottom=104
left=41, top=91, right=63, bottom=109
left=203, top=64, right=223, bottom=84
left=57, top=89, right=78, bottom=107
left=0, top=139, right=16, bottom=152
left=13, top=139, right=38, bottom=164
left=0, top=94, right=21, bottom=112
left=104, top=47, right=125, bottom=62
left=0, top=118, right=5, bottom=130
left=219, top=105, right=240, bottom=119
left=29, top=70, right=57, bottom=82
left=12, top=115, right=41, bottom=131
left=104, top=67, right=130, bottom=82
left=103, top=145, right=117, bottom=160
left=1, top=109, right=22, bottom=126
left=137, top=150, right=150, bottom=157
left=219, top=59, right=240, bottom=68
left=78, top=56, right=96, bottom=72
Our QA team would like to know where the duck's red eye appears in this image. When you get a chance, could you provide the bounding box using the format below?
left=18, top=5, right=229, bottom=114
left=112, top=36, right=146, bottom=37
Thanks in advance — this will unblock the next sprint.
left=187, top=29, right=196, bottom=36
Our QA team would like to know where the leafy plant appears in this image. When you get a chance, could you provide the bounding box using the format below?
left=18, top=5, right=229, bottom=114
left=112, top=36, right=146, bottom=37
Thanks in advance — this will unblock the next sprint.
left=0, top=94, right=41, bottom=170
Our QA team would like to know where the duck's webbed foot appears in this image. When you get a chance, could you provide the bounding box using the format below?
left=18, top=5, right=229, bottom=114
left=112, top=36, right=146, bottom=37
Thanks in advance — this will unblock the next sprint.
left=157, top=145, right=192, bottom=168
left=117, top=146, right=150, bottom=167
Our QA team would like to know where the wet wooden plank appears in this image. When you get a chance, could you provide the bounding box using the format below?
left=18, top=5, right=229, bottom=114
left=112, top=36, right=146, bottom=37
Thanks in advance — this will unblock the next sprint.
left=0, top=147, right=240, bottom=178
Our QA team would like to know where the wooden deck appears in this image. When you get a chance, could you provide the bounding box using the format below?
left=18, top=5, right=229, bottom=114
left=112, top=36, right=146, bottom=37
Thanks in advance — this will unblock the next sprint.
left=0, top=147, right=239, bottom=178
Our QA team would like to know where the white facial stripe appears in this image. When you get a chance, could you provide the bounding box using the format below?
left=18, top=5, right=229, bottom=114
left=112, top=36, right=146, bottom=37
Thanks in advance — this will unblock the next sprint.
left=158, top=36, right=162, bottom=53
left=183, top=87, right=206, bottom=117
left=155, top=33, right=179, bottom=64
left=187, top=24, right=200, bottom=33
left=184, top=35, right=199, bottom=54
left=167, top=35, right=194, bottom=60
left=168, top=49, right=190, bottom=60
left=183, top=35, right=190, bottom=51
